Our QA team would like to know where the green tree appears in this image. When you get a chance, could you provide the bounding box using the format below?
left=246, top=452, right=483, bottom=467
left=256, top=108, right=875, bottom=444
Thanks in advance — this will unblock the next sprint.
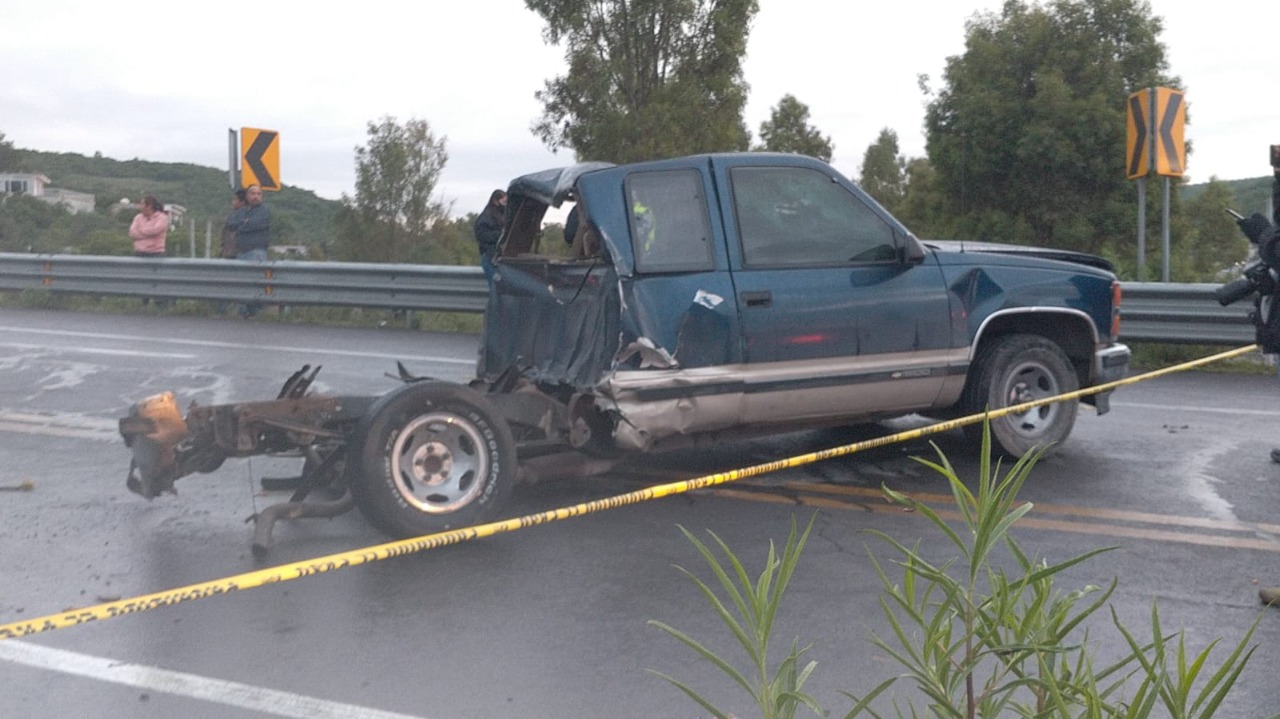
left=756, top=94, right=833, bottom=162
left=1179, top=177, right=1248, bottom=280
left=857, top=128, right=905, bottom=212
left=0, top=132, right=17, bottom=172
left=335, top=116, right=449, bottom=263
left=923, top=0, right=1178, bottom=257
left=0, top=195, right=106, bottom=253
left=411, top=215, right=481, bottom=266
left=77, top=228, right=133, bottom=256
left=270, top=213, right=299, bottom=249
left=894, top=157, right=956, bottom=239
left=526, top=0, right=758, bottom=163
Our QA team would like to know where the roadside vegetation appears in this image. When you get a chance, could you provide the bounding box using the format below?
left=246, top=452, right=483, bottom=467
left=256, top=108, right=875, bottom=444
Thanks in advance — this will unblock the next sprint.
left=650, top=423, right=1264, bottom=718
left=0, top=288, right=486, bottom=334
left=1129, top=342, right=1273, bottom=375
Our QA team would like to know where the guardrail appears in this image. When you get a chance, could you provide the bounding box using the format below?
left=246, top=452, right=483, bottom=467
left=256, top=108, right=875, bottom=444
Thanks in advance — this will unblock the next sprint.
left=1119, top=281, right=1253, bottom=345
left=0, top=252, right=489, bottom=313
left=0, top=253, right=1255, bottom=345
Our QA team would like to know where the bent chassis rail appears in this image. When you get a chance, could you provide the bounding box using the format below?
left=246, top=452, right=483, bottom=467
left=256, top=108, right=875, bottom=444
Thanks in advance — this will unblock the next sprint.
left=119, top=377, right=375, bottom=555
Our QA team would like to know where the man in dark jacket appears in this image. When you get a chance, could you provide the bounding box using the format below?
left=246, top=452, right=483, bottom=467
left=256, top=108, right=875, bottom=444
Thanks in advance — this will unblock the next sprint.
left=225, top=184, right=272, bottom=317
left=229, top=184, right=272, bottom=260
left=473, top=189, right=506, bottom=282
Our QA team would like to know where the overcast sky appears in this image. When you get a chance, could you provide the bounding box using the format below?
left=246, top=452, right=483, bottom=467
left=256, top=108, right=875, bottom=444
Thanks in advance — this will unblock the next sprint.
left=1, top=0, right=1275, bottom=218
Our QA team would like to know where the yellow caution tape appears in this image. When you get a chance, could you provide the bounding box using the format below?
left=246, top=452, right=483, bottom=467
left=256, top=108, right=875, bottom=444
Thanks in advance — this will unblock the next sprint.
left=0, top=344, right=1259, bottom=641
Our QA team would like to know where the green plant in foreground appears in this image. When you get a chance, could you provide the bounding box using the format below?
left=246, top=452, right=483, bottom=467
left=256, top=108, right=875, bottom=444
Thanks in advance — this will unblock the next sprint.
left=647, top=517, right=825, bottom=719
left=653, top=420, right=1264, bottom=718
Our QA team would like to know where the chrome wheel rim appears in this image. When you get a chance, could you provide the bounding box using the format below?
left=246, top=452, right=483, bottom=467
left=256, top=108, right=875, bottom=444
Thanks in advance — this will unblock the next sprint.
left=389, top=411, right=487, bottom=514
left=999, top=359, right=1062, bottom=437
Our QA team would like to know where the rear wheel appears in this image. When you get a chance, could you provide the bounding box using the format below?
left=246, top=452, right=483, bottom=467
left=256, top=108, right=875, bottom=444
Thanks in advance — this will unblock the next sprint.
left=961, top=334, right=1078, bottom=457
left=349, top=382, right=516, bottom=538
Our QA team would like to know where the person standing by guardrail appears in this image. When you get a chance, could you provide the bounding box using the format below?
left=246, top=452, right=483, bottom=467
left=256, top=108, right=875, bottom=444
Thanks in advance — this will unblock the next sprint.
left=226, top=184, right=271, bottom=318
left=129, top=194, right=168, bottom=258
left=219, top=189, right=247, bottom=259
left=215, top=189, right=247, bottom=314
left=473, top=189, right=506, bottom=283
left=129, top=194, right=170, bottom=308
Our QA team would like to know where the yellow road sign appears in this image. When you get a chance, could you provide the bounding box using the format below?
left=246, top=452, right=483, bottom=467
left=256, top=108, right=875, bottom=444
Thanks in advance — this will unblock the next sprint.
left=1152, top=87, right=1186, bottom=177
left=1126, top=87, right=1185, bottom=180
left=1125, top=89, right=1150, bottom=179
left=240, top=127, right=280, bottom=191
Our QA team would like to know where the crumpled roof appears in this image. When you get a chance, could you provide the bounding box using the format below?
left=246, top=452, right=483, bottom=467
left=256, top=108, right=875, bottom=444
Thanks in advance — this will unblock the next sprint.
left=505, top=161, right=615, bottom=207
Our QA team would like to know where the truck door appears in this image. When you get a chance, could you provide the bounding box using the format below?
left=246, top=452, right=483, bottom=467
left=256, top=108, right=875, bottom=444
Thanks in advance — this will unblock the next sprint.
left=615, top=167, right=743, bottom=368
left=719, top=160, right=954, bottom=413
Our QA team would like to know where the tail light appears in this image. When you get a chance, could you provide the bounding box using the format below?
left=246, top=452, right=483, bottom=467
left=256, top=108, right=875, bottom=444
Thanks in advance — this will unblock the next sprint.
left=1110, top=280, right=1122, bottom=339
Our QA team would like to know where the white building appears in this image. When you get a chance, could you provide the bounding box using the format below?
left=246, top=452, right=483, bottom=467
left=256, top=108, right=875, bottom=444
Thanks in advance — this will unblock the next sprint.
left=0, top=172, right=96, bottom=214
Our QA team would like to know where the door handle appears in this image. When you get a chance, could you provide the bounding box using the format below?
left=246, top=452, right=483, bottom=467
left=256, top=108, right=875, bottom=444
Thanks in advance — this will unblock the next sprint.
left=740, top=290, right=772, bottom=308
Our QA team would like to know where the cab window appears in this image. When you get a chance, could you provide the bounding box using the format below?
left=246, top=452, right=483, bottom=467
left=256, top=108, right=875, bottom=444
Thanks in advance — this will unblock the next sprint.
left=625, top=170, right=715, bottom=273
left=730, top=166, right=896, bottom=267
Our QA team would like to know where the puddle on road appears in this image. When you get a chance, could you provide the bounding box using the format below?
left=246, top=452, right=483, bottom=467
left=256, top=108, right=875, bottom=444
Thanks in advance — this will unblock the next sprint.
left=1182, top=438, right=1243, bottom=522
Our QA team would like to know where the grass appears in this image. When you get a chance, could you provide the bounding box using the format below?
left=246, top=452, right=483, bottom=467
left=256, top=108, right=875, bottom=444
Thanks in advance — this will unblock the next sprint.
left=1128, top=341, right=1272, bottom=374
left=0, top=289, right=484, bottom=334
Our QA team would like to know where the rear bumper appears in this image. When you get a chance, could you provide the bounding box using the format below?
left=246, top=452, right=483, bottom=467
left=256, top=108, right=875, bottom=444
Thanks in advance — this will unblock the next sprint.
left=1088, top=343, right=1131, bottom=415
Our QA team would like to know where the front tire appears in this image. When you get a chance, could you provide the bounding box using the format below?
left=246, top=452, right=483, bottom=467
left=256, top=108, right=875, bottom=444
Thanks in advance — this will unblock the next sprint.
left=349, top=382, right=516, bottom=538
left=961, top=334, right=1078, bottom=458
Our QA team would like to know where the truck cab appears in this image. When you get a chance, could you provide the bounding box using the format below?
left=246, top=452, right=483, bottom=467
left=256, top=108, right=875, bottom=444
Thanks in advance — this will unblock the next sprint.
left=483, top=153, right=1127, bottom=458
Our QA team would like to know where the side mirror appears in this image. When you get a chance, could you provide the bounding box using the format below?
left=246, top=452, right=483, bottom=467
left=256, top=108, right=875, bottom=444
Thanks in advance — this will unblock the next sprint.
left=899, top=234, right=927, bottom=264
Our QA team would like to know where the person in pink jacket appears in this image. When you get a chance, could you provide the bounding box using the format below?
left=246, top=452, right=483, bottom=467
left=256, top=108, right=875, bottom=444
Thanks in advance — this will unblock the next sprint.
left=129, top=194, right=169, bottom=257
left=130, top=194, right=170, bottom=307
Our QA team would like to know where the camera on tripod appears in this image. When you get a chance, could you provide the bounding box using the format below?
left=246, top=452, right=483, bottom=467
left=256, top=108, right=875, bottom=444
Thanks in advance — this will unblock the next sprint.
left=1215, top=146, right=1280, bottom=351
left=1214, top=202, right=1280, bottom=305
left=1214, top=145, right=1280, bottom=307
left=1215, top=255, right=1276, bottom=307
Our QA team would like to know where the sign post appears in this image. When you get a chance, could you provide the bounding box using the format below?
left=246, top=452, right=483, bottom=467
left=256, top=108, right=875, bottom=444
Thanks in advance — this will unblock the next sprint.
left=227, top=129, right=240, bottom=190
left=1127, top=89, right=1149, bottom=280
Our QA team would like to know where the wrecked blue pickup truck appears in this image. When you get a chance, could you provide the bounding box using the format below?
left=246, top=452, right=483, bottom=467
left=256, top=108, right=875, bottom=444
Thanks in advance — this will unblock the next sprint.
left=120, top=152, right=1130, bottom=551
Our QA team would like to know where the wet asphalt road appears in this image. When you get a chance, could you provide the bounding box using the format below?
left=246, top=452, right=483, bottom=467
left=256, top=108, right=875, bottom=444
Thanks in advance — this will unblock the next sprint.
left=1, top=306, right=1279, bottom=718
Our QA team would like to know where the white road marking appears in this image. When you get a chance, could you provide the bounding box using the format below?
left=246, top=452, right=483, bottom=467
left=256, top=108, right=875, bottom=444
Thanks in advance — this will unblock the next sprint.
left=1113, top=401, right=1280, bottom=417
left=0, top=411, right=119, bottom=442
left=0, top=640, right=431, bottom=719
left=0, top=326, right=473, bottom=365
left=0, top=341, right=196, bottom=359
left=0, top=421, right=114, bottom=441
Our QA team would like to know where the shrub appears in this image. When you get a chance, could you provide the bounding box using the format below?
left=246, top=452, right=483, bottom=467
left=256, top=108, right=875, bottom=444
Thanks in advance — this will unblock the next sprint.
left=652, top=421, right=1261, bottom=718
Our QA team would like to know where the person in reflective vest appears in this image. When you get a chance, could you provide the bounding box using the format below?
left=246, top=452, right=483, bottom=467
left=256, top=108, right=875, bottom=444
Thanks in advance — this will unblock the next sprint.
left=632, top=200, right=655, bottom=253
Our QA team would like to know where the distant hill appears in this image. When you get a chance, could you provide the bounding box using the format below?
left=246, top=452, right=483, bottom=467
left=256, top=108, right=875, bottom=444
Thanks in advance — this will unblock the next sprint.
left=1182, top=175, right=1273, bottom=215
left=12, top=148, right=341, bottom=251
left=7, top=145, right=1274, bottom=255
